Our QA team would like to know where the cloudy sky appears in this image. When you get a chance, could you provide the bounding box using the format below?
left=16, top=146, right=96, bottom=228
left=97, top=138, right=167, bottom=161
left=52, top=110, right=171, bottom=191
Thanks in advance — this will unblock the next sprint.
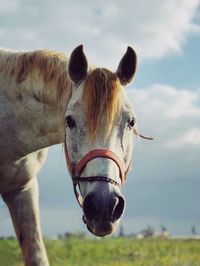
left=0, top=0, right=200, bottom=237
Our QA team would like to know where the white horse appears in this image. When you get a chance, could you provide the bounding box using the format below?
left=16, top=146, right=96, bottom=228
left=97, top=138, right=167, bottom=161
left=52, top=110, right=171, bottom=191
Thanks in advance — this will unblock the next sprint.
left=0, top=45, right=147, bottom=265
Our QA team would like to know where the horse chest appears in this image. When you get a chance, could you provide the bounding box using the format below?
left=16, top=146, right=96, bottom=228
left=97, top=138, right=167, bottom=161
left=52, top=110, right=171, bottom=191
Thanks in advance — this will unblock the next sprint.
left=0, top=89, right=21, bottom=157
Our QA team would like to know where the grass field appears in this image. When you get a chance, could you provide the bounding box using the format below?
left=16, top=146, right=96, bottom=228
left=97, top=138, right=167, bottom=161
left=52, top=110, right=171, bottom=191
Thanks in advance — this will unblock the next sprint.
left=0, top=237, right=200, bottom=266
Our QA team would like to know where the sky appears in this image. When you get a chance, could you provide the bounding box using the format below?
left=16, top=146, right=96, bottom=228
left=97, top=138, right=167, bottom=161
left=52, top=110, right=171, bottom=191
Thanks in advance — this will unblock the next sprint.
left=0, top=0, right=200, bottom=237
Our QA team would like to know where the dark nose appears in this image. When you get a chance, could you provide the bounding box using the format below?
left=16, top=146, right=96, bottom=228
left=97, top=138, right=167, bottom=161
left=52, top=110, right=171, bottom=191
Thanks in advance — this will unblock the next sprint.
left=83, top=192, right=125, bottom=223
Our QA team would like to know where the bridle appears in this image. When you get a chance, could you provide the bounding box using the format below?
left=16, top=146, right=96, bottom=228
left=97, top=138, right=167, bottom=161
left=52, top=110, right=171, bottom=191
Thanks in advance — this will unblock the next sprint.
left=64, top=137, right=129, bottom=207
left=64, top=129, right=153, bottom=208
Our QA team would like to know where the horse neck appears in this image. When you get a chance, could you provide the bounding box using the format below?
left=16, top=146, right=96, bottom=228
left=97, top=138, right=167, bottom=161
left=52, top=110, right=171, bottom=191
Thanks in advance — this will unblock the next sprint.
left=0, top=68, right=72, bottom=157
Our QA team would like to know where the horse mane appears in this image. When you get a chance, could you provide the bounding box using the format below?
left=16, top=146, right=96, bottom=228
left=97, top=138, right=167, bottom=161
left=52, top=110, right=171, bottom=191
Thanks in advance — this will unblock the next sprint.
left=0, top=49, right=72, bottom=106
left=0, top=50, right=122, bottom=139
left=82, top=68, right=122, bottom=140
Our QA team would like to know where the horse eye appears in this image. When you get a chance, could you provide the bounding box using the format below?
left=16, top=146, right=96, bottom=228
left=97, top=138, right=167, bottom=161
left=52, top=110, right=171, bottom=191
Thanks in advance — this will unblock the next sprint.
left=65, top=115, right=76, bottom=129
left=128, top=118, right=135, bottom=129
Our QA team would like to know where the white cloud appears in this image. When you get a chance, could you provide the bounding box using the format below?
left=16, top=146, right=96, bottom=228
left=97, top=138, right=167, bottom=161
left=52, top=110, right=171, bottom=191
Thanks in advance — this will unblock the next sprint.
left=0, top=1, right=20, bottom=13
left=131, top=84, right=200, bottom=119
left=168, top=128, right=200, bottom=148
left=0, top=0, right=199, bottom=63
left=127, top=84, right=200, bottom=149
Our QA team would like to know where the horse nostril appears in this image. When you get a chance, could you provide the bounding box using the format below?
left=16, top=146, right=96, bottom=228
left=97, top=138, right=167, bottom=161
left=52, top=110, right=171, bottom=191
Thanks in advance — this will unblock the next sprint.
left=111, top=195, right=125, bottom=222
left=83, top=193, right=96, bottom=220
left=83, top=192, right=125, bottom=224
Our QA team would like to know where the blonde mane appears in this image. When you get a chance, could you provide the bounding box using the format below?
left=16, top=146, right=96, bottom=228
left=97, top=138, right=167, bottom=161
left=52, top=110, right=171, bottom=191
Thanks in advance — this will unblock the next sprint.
left=82, top=68, right=122, bottom=140
left=0, top=49, right=72, bottom=106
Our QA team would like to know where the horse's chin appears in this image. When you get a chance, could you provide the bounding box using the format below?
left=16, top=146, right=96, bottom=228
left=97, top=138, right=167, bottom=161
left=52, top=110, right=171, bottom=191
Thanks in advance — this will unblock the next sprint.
left=83, top=215, right=116, bottom=237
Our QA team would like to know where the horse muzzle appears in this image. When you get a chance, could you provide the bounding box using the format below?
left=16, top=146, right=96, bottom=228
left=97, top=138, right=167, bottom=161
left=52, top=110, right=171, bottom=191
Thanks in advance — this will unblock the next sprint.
left=82, top=190, right=125, bottom=237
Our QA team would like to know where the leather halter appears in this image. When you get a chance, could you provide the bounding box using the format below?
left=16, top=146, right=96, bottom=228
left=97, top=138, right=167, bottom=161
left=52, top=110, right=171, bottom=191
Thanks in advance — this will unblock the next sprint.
left=64, top=127, right=152, bottom=207
left=64, top=135, right=129, bottom=207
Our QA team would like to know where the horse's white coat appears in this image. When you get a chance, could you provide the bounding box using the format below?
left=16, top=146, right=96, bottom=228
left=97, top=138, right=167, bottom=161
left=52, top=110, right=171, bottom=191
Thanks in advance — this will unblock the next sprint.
left=0, top=46, right=137, bottom=265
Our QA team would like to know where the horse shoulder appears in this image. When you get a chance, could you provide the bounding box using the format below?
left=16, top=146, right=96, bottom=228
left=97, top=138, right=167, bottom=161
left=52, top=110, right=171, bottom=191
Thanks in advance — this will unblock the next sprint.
left=0, top=149, right=48, bottom=194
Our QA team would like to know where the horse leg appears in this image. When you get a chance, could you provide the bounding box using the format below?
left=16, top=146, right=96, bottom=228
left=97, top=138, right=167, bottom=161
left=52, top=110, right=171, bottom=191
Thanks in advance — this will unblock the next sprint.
left=2, top=178, right=49, bottom=266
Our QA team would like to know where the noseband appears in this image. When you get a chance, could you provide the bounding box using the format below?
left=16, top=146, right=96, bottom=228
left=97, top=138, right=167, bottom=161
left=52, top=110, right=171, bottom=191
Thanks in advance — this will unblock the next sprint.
left=64, top=127, right=153, bottom=207
left=64, top=135, right=129, bottom=207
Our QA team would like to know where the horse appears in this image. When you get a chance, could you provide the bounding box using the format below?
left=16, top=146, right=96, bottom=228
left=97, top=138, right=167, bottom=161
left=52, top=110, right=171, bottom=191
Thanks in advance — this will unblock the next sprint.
left=0, top=44, right=149, bottom=265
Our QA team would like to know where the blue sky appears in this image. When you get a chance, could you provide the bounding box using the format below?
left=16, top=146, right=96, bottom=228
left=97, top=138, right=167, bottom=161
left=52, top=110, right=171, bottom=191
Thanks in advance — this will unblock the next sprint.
left=0, top=0, right=200, bottom=237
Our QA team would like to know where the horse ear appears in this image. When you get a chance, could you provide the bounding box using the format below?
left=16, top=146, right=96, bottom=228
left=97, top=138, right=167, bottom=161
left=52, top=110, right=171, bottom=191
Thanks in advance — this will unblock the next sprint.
left=116, top=46, right=137, bottom=85
left=68, top=45, right=88, bottom=83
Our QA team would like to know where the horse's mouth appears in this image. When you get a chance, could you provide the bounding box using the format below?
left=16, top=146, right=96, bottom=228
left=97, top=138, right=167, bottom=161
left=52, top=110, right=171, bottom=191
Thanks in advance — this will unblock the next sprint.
left=82, top=215, right=94, bottom=234
left=82, top=215, right=114, bottom=237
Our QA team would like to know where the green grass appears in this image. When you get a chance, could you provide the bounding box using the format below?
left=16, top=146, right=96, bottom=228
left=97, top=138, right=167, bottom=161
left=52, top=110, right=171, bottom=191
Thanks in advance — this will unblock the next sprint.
left=0, top=237, right=200, bottom=266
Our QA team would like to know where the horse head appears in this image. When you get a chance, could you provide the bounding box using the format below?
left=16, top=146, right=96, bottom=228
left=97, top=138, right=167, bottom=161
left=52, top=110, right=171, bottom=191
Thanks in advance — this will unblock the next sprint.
left=65, top=45, right=137, bottom=236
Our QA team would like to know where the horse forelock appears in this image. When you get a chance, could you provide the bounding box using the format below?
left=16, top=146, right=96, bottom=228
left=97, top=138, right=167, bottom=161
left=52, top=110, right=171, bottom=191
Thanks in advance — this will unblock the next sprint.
left=82, top=68, right=122, bottom=140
